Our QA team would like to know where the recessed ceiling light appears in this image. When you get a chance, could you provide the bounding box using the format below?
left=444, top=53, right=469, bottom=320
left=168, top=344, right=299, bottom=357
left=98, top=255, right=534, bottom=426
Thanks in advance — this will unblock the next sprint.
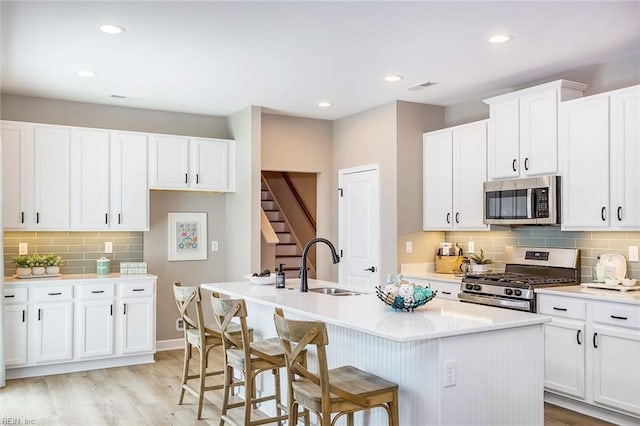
left=488, top=34, right=513, bottom=44
left=77, top=70, right=97, bottom=77
left=99, top=24, right=125, bottom=35
left=318, top=102, right=332, bottom=108
left=385, top=75, right=404, bottom=82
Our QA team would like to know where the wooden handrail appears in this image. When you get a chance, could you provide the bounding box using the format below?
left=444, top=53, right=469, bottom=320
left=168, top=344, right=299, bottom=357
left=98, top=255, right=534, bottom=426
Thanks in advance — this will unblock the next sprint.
left=282, top=172, right=316, bottom=230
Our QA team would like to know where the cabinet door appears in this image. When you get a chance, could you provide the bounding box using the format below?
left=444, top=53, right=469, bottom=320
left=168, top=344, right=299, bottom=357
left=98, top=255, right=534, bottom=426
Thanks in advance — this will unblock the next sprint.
left=487, top=99, right=520, bottom=179
left=423, top=130, right=453, bottom=230
left=428, top=281, right=460, bottom=300
left=1, top=122, right=33, bottom=229
left=4, top=304, right=28, bottom=367
left=559, top=95, right=610, bottom=229
left=32, top=302, right=73, bottom=363
left=77, top=300, right=114, bottom=358
left=118, top=298, right=154, bottom=354
left=520, top=89, right=558, bottom=176
left=190, top=138, right=229, bottom=190
left=592, top=325, right=640, bottom=416
left=70, top=129, right=110, bottom=229
left=33, top=126, right=70, bottom=229
left=453, top=121, right=488, bottom=230
left=111, top=132, right=149, bottom=230
left=149, top=135, right=189, bottom=189
left=543, top=319, right=586, bottom=399
left=609, top=86, right=640, bottom=229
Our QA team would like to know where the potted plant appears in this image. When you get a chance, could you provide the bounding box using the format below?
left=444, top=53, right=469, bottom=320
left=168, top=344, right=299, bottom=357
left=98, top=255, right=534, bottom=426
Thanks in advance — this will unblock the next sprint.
left=469, top=249, right=493, bottom=273
left=30, top=254, right=46, bottom=276
left=13, top=255, right=32, bottom=277
left=43, top=254, right=63, bottom=275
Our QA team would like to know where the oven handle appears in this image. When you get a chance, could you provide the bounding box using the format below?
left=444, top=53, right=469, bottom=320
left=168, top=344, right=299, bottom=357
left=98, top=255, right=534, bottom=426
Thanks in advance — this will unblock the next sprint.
left=458, top=292, right=532, bottom=311
left=527, top=188, right=533, bottom=219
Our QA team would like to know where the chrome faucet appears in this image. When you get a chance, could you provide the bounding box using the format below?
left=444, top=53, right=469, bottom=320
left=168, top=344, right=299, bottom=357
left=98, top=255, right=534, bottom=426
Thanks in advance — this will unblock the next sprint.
left=299, top=238, right=340, bottom=292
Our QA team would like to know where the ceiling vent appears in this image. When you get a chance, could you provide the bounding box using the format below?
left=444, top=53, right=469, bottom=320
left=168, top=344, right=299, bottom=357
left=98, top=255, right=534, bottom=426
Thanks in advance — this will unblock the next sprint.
left=406, top=81, right=439, bottom=92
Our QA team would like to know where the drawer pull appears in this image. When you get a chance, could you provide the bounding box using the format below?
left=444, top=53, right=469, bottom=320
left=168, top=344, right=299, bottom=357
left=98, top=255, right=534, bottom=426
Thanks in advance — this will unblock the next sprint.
left=48, top=292, right=62, bottom=296
left=576, top=329, right=582, bottom=345
left=132, top=288, right=145, bottom=292
left=91, top=290, right=105, bottom=294
left=611, top=315, right=628, bottom=321
left=123, top=304, right=127, bottom=315
left=553, top=307, right=567, bottom=312
left=22, top=310, right=26, bottom=323
left=442, top=291, right=452, bottom=295
left=4, top=295, right=15, bottom=298
left=593, top=332, right=598, bottom=349
left=110, top=304, right=113, bottom=316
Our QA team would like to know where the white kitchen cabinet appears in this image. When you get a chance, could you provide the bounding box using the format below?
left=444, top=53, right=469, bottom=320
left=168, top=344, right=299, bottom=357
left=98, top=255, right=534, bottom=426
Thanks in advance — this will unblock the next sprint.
left=111, top=132, right=149, bottom=230
left=1, top=121, right=32, bottom=229
left=31, top=285, right=74, bottom=364
left=117, top=281, right=155, bottom=355
left=76, top=283, right=115, bottom=359
left=407, top=277, right=461, bottom=301
left=149, top=135, right=234, bottom=191
left=543, top=319, right=586, bottom=399
left=423, top=120, right=488, bottom=231
left=560, top=85, right=640, bottom=230
left=3, top=288, right=29, bottom=367
left=484, top=80, right=586, bottom=180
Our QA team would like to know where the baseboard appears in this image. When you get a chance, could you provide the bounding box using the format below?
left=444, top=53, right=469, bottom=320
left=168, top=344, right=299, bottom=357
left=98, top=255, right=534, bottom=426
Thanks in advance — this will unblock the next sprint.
left=156, top=338, right=183, bottom=351
left=545, top=391, right=639, bottom=425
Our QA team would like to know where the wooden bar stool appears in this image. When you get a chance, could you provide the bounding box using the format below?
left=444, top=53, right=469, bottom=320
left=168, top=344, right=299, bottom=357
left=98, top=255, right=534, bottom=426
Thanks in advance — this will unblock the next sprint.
left=273, top=309, right=400, bottom=426
left=210, top=295, right=289, bottom=426
left=173, top=282, right=242, bottom=419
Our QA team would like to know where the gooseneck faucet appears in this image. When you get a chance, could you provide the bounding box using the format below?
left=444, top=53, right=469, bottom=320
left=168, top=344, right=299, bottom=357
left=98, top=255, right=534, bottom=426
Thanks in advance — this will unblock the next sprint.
left=299, top=238, right=340, bottom=292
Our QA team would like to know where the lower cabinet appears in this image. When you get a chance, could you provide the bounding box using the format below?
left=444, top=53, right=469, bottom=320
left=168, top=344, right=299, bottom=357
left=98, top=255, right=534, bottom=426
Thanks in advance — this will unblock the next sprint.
left=408, top=277, right=461, bottom=301
left=76, top=282, right=116, bottom=359
left=32, top=285, right=74, bottom=364
left=117, top=281, right=155, bottom=354
left=3, top=287, right=28, bottom=367
left=538, top=293, right=640, bottom=419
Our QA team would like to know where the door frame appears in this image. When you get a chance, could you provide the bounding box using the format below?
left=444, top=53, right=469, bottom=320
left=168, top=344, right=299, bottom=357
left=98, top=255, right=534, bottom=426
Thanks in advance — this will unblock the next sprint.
left=338, top=163, right=380, bottom=285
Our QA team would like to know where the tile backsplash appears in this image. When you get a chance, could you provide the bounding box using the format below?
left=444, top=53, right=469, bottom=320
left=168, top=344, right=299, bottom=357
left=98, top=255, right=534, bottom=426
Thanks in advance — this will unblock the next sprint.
left=3, top=231, right=143, bottom=276
left=444, top=227, right=640, bottom=282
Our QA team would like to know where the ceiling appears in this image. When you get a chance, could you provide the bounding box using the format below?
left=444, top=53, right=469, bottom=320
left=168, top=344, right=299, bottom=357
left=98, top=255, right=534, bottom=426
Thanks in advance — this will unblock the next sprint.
left=2, top=1, right=639, bottom=120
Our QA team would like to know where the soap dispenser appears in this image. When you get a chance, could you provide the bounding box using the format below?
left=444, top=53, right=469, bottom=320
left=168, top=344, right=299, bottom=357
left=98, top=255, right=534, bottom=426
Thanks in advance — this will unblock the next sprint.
left=276, top=263, right=286, bottom=288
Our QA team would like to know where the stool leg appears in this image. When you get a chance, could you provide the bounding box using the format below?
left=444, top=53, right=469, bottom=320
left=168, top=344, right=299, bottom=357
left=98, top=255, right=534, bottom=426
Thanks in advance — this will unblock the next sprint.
left=220, top=364, right=233, bottom=426
left=390, top=390, right=399, bottom=426
left=244, top=370, right=254, bottom=425
left=179, top=340, right=190, bottom=404
left=273, top=368, right=282, bottom=425
left=347, top=413, right=354, bottom=426
left=289, top=400, right=299, bottom=426
left=197, top=346, right=207, bottom=420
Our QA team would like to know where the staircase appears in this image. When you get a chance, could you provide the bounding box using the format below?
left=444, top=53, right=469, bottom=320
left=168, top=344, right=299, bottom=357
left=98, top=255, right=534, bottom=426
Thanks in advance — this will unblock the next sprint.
left=261, top=181, right=311, bottom=278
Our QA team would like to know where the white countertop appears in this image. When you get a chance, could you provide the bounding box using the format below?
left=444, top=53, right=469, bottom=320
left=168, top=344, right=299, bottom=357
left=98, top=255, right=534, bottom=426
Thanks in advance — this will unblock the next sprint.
left=536, top=285, right=640, bottom=305
left=3, top=273, right=157, bottom=285
left=201, top=278, right=550, bottom=343
left=402, top=272, right=463, bottom=283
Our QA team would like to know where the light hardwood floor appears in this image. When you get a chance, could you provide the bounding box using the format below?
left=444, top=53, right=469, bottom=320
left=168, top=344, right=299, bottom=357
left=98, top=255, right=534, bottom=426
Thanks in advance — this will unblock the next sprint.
left=1, top=349, right=613, bottom=425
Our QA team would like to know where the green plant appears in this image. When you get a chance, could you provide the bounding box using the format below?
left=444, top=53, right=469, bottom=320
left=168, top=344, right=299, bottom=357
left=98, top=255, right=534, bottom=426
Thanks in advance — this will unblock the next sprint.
left=13, top=255, right=32, bottom=268
left=29, top=254, right=46, bottom=267
left=469, top=249, right=493, bottom=265
left=43, top=254, right=63, bottom=267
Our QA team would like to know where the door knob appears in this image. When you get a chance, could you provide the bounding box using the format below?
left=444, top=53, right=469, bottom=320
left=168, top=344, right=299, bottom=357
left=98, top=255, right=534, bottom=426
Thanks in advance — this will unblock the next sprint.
left=364, top=266, right=376, bottom=272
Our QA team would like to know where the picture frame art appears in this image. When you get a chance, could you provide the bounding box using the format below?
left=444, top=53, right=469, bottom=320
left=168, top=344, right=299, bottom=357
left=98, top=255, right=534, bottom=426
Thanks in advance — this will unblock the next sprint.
left=168, top=212, right=208, bottom=261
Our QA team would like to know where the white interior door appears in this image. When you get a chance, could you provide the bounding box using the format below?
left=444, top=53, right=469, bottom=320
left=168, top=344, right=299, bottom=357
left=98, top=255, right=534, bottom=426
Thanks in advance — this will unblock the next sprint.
left=338, top=165, right=380, bottom=288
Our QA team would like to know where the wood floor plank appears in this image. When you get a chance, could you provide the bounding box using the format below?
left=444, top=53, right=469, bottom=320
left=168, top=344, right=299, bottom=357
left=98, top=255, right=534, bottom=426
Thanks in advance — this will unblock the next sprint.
left=1, top=349, right=614, bottom=425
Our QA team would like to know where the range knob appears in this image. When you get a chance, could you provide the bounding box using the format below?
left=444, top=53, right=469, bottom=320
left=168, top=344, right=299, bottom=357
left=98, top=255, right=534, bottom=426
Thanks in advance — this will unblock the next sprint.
left=505, top=288, right=513, bottom=296
left=473, top=284, right=481, bottom=291
left=465, top=283, right=474, bottom=290
left=514, top=289, right=522, bottom=296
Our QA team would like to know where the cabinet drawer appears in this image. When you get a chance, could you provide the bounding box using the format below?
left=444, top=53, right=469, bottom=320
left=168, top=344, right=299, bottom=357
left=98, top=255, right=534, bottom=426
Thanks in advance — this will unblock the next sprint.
left=119, top=281, right=154, bottom=297
left=538, top=294, right=586, bottom=320
left=33, top=285, right=73, bottom=302
left=78, top=283, right=115, bottom=299
left=429, top=281, right=460, bottom=300
left=593, top=302, right=640, bottom=330
left=3, top=287, right=28, bottom=304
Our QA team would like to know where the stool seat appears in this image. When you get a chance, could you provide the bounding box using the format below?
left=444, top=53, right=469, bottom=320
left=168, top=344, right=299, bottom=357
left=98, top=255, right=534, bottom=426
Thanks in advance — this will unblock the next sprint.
left=226, top=337, right=285, bottom=370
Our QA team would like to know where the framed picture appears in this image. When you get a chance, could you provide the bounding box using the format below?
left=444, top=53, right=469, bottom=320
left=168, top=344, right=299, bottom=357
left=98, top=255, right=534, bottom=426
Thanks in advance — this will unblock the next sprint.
left=168, top=212, right=208, bottom=261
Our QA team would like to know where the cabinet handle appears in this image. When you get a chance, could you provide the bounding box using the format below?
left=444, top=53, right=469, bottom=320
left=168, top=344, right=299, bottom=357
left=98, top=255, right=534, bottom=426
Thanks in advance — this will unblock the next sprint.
left=196, top=173, right=199, bottom=184
left=553, top=307, right=567, bottom=311
left=105, top=213, right=108, bottom=224
left=118, top=213, right=121, bottom=224
left=4, top=295, right=15, bottom=298
left=36, top=212, right=40, bottom=224
left=21, top=212, right=24, bottom=224
left=576, top=329, right=582, bottom=345
left=601, top=207, right=606, bottom=221
left=38, top=308, right=41, bottom=321
left=524, top=157, right=529, bottom=171
left=110, top=304, right=113, bottom=316
left=446, top=213, right=451, bottom=224
left=91, top=290, right=104, bottom=294
left=512, top=159, right=517, bottom=172
left=47, top=292, right=62, bottom=296
left=22, top=310, right=26, bottom=323
left=132, top=288, right=145, bottom=292
left=123, top=304, right=127, bottom=315
left=611, top=315, right=628, bottom=320
left=593, top=332, right=598, bottom=348
left=442, top=291, right=452, bottom=295
left=617, top=206, right=622, bottom=221
left=455, top=212, right=460, bottom=224
left=185, top=173, right=188, bottom=184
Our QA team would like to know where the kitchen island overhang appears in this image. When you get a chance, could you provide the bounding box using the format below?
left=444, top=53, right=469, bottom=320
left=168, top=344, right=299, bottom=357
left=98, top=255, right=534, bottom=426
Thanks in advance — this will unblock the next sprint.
left=201, top=279, right=550, bottom=425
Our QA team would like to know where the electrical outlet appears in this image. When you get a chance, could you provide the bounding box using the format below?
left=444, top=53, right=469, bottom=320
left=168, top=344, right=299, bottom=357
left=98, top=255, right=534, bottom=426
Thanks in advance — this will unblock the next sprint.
left=19, top=243, right=28, bottom=255
left=211, top=240, right=219, bottom=252
left=405, top=241, right=413, bottom=254
left=468, top=241, right=475, bottom=254
left=104, top=241, right=113, bottom=253
left=176, top=318, right=184, bottom=331
left=443, top=359, right=456, bottom=387
left=629, top=246, right=639, bottom=262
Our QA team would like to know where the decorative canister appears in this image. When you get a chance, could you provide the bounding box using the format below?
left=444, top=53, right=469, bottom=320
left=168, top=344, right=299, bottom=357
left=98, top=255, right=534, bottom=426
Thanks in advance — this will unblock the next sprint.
left=96, top=257, right=111, bottom=275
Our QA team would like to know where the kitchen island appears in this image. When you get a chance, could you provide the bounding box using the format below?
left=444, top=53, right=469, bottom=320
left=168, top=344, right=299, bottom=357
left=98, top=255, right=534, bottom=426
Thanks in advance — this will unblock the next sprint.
left=201, top=279, right=550, bottom=425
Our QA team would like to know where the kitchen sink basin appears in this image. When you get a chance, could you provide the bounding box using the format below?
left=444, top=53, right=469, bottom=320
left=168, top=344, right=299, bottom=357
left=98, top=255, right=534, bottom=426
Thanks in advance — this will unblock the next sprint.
left=308, top=287, right=364, bottom=296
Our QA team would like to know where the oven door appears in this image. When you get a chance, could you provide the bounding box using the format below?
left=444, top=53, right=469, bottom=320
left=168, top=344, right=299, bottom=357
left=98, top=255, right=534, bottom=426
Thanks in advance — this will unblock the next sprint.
left=458, top=292, right=533, bottom=312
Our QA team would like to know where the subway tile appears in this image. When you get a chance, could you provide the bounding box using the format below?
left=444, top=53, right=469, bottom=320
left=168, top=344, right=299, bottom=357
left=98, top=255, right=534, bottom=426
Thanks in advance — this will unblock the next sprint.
left=52, top=238, right=87, bottom=245
left=98, top=231, right=131, bottom=238
left=69, top=245, right=101, bottom=253
left=590, top=231, right=631, bottom=240
left=575, top=239, right=611, bottom=249
left=545, top=239, right=576, bottom=248
left=37, top=231, right=70, bottom=238
left=516, top=237, right=547, bottom=246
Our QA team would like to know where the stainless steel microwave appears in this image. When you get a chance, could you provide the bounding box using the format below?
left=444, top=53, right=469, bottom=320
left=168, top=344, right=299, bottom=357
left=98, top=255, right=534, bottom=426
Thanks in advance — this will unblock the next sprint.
left=483, top=176, right=560, bottom=225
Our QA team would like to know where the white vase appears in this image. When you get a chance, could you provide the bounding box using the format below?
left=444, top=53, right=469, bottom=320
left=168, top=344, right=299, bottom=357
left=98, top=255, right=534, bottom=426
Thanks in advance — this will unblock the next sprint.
left=16, top=267, right=32, bottom=277
left=32, top=266, right=46, bottom=276
left=472, top=264, right=490, bottom=273
left=46, top=266, right=60, bottom=275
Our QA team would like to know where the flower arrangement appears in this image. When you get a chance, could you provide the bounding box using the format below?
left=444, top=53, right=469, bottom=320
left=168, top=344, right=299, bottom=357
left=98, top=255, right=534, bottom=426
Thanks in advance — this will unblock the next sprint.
left=43, top=254, right=63, bottom=267
left=13, top=253, right=63, bottom=276
left=13, top=255, right=32, bottom=268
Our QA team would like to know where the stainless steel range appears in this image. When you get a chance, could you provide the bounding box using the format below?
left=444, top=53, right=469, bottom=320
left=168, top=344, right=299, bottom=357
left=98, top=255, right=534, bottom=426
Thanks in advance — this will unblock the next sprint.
left=459, top=246, right=580, bottom=312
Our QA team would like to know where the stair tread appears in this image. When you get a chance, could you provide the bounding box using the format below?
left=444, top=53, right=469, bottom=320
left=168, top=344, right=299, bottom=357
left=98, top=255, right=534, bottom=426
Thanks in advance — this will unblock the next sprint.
left=276, top=242, right=297, bottom=246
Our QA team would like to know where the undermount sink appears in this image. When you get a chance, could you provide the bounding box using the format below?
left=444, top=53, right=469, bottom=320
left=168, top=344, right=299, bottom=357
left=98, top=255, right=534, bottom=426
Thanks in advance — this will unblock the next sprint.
left=308, top=287, right=364, bottom=296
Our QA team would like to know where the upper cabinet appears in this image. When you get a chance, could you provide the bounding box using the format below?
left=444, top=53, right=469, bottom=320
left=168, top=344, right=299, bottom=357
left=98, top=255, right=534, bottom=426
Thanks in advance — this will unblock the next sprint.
left=149, top=135, right=234, bottom=192
left=111, top=132, right=149, bottom=230
left=423, top=120, right=488, bottom=231
left=484, top=80, right=587, bottom=180
left=560, top=85, right=640, bottom=230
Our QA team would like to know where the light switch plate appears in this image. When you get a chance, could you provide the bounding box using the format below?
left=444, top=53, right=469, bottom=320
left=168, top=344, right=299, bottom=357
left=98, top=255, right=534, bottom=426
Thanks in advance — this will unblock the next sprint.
left=19, top=243, right=28, bottom=255
left=211, top=241, right=219, bottom=252
left=468, top=241, right=475, bottom=254
left=405, top=241, right=413, bottom=254
left=629, top=246, right=639, bottom=262
left=104, top=242, right=113, bottom=253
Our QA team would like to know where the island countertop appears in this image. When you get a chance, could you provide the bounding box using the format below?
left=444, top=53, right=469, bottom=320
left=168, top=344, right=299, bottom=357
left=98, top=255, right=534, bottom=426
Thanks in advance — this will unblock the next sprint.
left=201, top=278, right=550, bottom=343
